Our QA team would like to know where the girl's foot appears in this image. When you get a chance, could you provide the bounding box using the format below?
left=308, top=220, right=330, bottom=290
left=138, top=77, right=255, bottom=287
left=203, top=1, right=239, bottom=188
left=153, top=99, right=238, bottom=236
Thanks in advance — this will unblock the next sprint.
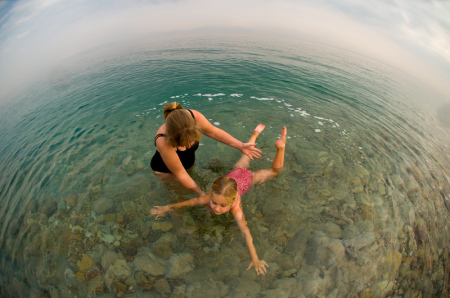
left=253, top=124, right=265, bottom=137
left=275, top=126, right=287, bottom=149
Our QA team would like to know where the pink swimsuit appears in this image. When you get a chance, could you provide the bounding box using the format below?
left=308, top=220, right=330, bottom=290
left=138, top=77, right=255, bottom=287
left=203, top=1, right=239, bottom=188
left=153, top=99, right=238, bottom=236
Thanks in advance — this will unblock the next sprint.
left=226, top=168, right=254, bottom=204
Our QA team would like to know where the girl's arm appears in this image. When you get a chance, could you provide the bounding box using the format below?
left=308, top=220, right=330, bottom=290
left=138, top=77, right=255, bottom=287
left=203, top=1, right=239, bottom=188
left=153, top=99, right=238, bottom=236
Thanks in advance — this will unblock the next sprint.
left=150, top=194, right=210, bottom=219
left=232, top=209, right=269, bottom=275
left=191, top=110, right=262, bottom=160
left=156, top=137, right=204, bottom=196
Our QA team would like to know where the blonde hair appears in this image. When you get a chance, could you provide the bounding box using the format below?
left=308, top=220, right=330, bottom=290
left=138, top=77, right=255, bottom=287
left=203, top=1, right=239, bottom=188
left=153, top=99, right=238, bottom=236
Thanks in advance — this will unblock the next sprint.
left=163, top=102, right=202, bottom=148
left=210, top=176, right=238, bottom=206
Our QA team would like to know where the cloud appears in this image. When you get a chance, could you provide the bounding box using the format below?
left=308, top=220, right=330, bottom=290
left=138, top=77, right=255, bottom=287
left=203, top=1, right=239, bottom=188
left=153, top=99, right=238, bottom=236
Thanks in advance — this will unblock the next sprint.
left=0, top=0, right=449, bottom=101
left=326, top=0, right=450, bottom=63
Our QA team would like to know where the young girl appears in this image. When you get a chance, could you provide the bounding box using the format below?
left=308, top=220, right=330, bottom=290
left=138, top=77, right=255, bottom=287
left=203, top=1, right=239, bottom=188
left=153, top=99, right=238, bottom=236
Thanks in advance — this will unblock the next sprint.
left=150, top=124, right=287, bottom=276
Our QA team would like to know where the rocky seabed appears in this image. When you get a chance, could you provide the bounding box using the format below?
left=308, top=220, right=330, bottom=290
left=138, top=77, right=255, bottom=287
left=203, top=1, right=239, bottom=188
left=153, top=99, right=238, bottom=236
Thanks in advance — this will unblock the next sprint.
left=1, top=139, right=450, bottom=298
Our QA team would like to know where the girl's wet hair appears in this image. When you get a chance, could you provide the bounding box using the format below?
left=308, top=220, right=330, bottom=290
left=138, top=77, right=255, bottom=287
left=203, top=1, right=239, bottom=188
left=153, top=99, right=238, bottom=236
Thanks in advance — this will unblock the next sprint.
left=163, top=102, right=202, bottom=148
left=210, top=176, right=238, bottom=206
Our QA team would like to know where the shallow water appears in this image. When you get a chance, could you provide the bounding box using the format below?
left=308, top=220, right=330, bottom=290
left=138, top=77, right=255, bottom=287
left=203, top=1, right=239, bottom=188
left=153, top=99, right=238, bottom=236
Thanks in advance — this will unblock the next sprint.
left=0, top=33, right=449, bottom=297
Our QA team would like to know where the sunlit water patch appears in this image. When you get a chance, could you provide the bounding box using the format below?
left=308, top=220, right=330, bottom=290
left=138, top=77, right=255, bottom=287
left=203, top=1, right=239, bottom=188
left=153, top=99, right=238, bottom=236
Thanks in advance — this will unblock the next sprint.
left=0, top=33, right=449, bottom=297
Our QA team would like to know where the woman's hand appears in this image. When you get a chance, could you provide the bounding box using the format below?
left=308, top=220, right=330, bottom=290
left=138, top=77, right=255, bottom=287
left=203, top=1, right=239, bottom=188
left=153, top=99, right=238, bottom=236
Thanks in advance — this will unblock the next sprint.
left=240, top=143, right=262, bottom=160
left=150, top=205, right=172, bottom=220
left=246, top=259, right=269, bottom=276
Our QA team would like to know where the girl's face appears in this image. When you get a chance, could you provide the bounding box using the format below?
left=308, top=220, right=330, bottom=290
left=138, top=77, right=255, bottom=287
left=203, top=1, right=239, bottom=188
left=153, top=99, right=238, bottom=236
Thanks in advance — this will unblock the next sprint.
left=209, top=194, right=232, bottom=215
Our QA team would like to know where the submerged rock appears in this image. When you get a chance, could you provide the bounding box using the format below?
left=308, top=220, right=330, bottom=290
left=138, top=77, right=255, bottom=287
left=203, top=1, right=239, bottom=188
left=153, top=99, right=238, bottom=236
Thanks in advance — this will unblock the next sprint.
left=166, top=253, right=195, bottom=279
left=154, top=278, right=171, bottom=295
left=101, top=250, right=120, bottom=270
left=205, top=158, right=228, bottom=172
left=172, top=284, right=187, bottom=297
left=354, top=220, right=374, bottom=233
left=270, top=278, right=302, bottom=297
left=101, top=233, right=116, bottom=244
left=105, top=259, right=132, bottom=286
left=77, top=254, right=96, bottom=273
left=299, top=274, right=322, bottom=297
left=186, top=280, right=229, bottom=298
left=152, top=221, right=173, bottom=232
left=303, top=233, right=346, bottom=268
left=184, top=267, right=215, bottom=284
left=284, top=230, right=311, bottom=267
left=87, top=275, right=105, bottom=296
left=91, top=197, right=114, bottom=214
left=342, top=224, right=359, bottom=240
left=322, top=222, right=343, bottom=239
left=152, top=243, right=175, bottom=260
left=123, top=158, right=145, bottom=175
left=134, top=248, right=166, bottom=276
left=47, top=255, right=69, bottom=285
left=372, top=280, right=395, bottom=297
left=282, top=268, right=297, bottom=277
left=274, top=253, right=295, bottom=270
left=43, top=201, right=58, bottom=217
left=342, top=232, right=378, bottom=266
left=260, top=288, right=289, bottom=298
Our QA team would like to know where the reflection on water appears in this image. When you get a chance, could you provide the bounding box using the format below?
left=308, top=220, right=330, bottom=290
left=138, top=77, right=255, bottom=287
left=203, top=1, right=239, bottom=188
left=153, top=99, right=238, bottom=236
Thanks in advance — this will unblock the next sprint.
left=0, top=34, right=449, bottom=297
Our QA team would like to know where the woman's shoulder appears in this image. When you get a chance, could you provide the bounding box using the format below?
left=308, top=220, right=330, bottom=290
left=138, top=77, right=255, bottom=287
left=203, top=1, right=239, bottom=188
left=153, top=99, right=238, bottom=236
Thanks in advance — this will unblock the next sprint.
left=189, top=109, right=201, bottom=119
left=189, top=110, right=209, bottom=127
left=155, top=123, right=166, bottom=135
left=190, top=109, right=209, bottom=118
left=155, top=124, right=168, bottom=147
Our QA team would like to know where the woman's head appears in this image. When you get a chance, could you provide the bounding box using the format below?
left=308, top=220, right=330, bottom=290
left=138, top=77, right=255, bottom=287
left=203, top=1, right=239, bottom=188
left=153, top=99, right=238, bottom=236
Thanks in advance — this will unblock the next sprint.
left=163, top=102, right=201, bottom=148
left=209, top=176, right=238, bottom=215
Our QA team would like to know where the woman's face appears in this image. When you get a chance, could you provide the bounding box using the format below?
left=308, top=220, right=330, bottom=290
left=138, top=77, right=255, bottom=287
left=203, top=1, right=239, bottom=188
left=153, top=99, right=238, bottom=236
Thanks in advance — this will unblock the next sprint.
left=209, top=194, right=232, bottom=215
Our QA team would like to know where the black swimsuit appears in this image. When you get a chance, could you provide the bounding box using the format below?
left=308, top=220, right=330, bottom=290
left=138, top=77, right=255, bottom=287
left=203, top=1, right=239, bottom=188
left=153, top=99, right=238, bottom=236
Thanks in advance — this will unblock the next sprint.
left=150, top=110, right=199, bottom=173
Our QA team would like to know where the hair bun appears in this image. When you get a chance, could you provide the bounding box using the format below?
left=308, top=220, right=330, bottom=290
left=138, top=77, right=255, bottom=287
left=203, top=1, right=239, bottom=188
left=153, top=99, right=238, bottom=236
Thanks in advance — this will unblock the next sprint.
left=163, top=102, right=184, bottom=119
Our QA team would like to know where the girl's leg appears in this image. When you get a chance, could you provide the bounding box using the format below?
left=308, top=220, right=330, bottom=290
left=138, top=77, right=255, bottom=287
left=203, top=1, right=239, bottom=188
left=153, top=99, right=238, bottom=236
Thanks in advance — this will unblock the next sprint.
left=253, top=126, right=287, bottom=184
left=233, top=124, right=265, bottom=169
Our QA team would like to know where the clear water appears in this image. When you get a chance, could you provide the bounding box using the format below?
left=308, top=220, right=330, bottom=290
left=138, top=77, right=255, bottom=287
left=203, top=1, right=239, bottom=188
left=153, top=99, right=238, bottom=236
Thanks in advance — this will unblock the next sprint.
left=1, top=33, right=449, bottom=297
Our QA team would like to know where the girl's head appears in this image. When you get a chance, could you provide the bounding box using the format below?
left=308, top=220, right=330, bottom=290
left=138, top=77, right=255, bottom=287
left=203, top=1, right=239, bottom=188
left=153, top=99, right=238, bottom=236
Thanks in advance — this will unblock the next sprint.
left=209, top=176, right=238, bottom=215
left=163, top=102, right=202, bottom=148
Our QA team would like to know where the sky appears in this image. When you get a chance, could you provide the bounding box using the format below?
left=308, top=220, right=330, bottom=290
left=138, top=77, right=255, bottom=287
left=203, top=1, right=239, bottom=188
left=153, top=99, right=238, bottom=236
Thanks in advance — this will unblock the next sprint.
left=0, top=0, right=449, bottom=101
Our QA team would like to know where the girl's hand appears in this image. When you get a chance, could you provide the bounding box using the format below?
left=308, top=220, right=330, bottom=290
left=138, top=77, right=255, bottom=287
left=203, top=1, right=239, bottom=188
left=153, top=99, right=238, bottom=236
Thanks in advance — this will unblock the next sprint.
left=240, top=143, right=262, bottom=160
left=150, top=205, right=171, bottom=220
left=246, top=259, right=269, bottom=276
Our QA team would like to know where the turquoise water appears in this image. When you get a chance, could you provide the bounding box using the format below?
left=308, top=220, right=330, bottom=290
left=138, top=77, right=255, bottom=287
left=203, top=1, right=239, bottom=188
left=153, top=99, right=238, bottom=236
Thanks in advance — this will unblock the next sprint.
left=0, top=33, right=449, bottom=297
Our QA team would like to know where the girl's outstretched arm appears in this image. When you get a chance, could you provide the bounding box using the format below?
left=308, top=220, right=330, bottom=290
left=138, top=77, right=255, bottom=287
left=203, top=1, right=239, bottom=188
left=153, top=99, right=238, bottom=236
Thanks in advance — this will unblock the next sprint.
left=233, top=209, right=269, bottom=275
left=150, top=194, right=210, bottom=220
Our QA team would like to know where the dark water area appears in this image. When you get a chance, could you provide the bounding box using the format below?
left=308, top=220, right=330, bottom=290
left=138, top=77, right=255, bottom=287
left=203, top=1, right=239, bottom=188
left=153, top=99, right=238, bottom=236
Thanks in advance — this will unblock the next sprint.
left=0, top=33, right=449, bottom=297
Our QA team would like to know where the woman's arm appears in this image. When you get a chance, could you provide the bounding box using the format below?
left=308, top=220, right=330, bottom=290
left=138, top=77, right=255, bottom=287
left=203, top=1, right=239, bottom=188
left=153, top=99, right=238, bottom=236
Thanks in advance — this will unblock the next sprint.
left=232, top=209, right=269, bottom=275
left=156, top=137, right=204, bottom=195
left=150, top=194, right=210, bottom=219
left=191, top=110, right=262, bottom=160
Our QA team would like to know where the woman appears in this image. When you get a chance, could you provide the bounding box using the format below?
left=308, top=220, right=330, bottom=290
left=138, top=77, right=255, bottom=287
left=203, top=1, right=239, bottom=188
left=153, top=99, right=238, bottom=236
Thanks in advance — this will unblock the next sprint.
left=151, top=102, right=261, bottom=196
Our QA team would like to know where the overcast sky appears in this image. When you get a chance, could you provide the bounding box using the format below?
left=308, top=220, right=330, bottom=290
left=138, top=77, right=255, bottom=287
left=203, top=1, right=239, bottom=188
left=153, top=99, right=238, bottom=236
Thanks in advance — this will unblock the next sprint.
left=0, top=0, right=449, bottom=101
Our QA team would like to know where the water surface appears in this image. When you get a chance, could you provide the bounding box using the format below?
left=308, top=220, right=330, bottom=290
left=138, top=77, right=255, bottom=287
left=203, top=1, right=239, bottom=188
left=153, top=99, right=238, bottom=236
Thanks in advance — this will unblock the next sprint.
left=0, top=33, right=449, bottom=297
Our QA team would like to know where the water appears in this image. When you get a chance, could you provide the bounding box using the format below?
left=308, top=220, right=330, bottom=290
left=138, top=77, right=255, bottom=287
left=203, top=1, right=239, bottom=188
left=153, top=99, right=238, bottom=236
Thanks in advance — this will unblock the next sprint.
left=0, top=33, right=449, bottom=297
